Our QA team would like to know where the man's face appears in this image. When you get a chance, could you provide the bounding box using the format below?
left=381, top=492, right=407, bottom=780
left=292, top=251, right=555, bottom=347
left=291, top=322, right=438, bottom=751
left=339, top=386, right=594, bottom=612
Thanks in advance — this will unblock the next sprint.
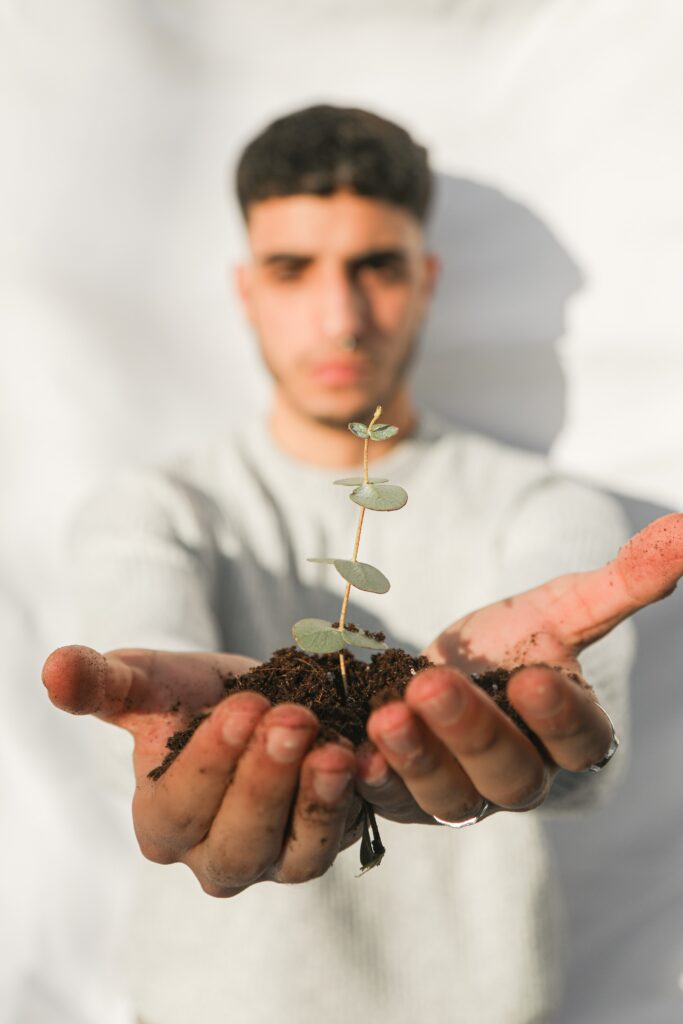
left=235, top=191, right=438, bottom=427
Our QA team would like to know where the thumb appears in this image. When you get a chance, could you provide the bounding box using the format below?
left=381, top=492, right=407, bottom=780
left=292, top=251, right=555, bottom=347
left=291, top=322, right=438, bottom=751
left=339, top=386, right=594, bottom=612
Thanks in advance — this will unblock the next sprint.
left=42, top=645, right=259, bottom=726
left=42, top=645, right=134, bottom=720
left=558, top=512, right=683, bottom=650
left=615, top=512, right=683, bottom=606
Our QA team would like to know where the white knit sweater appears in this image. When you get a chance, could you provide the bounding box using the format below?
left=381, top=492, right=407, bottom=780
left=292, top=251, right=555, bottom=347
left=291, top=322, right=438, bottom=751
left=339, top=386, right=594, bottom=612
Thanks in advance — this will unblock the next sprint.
left=71, top=412, right=634, bottom=1024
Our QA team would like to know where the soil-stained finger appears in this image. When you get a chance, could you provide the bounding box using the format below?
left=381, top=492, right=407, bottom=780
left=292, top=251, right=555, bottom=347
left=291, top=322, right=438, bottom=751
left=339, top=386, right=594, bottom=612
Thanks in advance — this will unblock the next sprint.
left=356, top=748, right=438, bottom=824
left=404, top=666, right=549, bottom=811
left=186, top=703, right=319, bottom=890
left=267, top=743, right=358, bottom=884
left=42, top=644, right=258, bottom=724
left=507, top=665, right=616, bottom=772
left=133, top=691, right=271, bottom=862
left=366, top=699, right=486, bottom=824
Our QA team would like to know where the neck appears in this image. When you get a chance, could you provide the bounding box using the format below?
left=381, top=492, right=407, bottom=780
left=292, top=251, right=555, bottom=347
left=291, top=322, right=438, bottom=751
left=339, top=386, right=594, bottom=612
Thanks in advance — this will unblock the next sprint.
left=268, top=387, right=418, bottom=467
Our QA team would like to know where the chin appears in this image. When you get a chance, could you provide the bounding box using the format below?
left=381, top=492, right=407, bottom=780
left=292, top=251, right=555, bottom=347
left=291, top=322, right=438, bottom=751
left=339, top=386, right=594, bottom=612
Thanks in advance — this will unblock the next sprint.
left=306, top=392, right=381, bottom=429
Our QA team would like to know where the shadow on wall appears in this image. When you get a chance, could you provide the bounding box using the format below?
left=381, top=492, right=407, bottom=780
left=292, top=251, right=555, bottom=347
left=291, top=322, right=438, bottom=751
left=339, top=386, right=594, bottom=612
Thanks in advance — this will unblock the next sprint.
left=414, top=173, right=584, bottom=454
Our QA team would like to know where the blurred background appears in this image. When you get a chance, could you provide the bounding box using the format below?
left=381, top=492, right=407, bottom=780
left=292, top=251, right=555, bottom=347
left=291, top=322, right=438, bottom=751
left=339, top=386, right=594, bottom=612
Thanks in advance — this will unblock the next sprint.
left=1, top=1, right=682, bottom=1021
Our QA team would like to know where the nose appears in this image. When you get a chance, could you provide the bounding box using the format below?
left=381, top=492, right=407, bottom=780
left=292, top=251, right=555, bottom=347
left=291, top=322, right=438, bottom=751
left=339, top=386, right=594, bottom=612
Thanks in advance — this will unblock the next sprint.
left=319, top=268, right=365, bottom=345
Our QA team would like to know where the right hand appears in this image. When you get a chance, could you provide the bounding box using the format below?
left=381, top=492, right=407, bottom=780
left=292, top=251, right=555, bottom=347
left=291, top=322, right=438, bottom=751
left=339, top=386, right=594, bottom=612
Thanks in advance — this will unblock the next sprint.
left=357, top=512, right=683, bottom=828
left=42, top=646, right=363, bottom=895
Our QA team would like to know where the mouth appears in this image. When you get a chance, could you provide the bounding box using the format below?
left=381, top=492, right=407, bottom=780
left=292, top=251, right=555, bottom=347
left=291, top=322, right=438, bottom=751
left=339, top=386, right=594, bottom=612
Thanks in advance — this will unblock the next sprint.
left=310, top=360, right=372, bottom=387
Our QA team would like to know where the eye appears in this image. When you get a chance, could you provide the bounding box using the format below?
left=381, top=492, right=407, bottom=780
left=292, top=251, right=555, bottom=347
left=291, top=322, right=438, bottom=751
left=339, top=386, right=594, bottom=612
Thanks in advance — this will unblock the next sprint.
left=273, top=263, right=304, bottom=282
left=265, top=258, right=310, bottom=282
left=358, top=255, right=409, bottom=283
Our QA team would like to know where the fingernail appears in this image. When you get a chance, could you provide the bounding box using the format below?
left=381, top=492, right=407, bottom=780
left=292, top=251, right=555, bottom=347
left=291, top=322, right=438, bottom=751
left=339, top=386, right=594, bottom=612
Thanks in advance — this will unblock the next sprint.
left=421, top=683, right=465, bottom=724
left=313, top=771, right=351, bottom=802
left=266, top=725, right=312, bottom=764
left=363, top=768, right=390, bottom=787
left=222, top=711, right=257, bottom=748
left=358, top=750, right=389, bottom=787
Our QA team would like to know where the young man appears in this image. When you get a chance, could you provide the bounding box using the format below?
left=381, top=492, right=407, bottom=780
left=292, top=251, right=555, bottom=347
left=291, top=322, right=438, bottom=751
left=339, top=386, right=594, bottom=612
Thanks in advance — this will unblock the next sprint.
left=44, top=106, right=682, bottom=1023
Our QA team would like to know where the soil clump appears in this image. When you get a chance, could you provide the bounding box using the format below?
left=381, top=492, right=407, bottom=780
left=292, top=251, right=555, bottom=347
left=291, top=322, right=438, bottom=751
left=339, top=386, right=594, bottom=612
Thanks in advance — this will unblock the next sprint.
left=148, top=635, right=537, bottom=780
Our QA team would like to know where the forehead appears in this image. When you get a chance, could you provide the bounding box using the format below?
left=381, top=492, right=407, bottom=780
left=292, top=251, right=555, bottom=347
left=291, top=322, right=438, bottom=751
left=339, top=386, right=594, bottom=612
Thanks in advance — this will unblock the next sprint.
left=245, top=191, right=423, bottom=257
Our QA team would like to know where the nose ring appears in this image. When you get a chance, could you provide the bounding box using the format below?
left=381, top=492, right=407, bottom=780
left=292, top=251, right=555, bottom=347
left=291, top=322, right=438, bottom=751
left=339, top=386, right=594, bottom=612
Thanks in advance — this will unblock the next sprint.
left=340, top=336, right=358, bottom=351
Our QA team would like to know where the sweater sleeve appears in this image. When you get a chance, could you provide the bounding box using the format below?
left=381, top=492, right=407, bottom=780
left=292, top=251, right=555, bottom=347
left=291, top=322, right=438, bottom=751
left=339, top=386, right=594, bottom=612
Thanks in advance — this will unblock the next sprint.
left=67, top=470, right=227, bottom=798
left=68, top=470, right=223, bottom=654
left=494, top=475, right=635, bottom=813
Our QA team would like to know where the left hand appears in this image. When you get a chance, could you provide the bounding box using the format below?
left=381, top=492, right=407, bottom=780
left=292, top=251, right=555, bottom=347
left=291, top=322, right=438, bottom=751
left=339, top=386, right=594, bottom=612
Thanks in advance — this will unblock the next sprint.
left=357, top=513, right=683, bottom=825
left=42, top=646, right=364, bottom=890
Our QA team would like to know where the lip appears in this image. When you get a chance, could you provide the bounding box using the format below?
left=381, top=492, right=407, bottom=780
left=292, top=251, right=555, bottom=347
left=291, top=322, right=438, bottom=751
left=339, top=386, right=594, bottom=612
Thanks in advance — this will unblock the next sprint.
left=310, top=361, right=370, bottom=386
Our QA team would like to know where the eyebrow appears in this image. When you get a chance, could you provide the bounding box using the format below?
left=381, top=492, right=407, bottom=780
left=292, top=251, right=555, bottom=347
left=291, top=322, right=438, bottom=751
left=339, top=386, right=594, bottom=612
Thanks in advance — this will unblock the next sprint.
left=349, top=247, right=410, bottom=271
left=259, top=253, right=313, bottom=268
left=258, top=247, right=411, bottom=269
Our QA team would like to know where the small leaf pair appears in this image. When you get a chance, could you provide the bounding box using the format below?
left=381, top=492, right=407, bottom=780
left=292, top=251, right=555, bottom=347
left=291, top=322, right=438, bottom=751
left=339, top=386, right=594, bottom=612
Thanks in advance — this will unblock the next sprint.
left=292, top=618, right=386, bottom=654
left=335, top=475, right=407, bottom=512
left=348, top=422, right=399, bottom=441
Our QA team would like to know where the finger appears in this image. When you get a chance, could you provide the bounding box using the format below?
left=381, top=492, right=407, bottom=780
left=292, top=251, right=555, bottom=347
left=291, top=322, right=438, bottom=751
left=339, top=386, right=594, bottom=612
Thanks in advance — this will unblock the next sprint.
left=528, top=512, right=683, bottom=653
left=507, top=665, right=616, bottom=772
left=268, top=743, right=358, bottom=884
left=405, top=666, right=550, bottom=811
left=133, top=691, right=270, bottom=862
left=42, top=644, right=258, bottom=725
left=366, top=696, right=485, bottom=824
left=184, top=703, right=319, bottom=891
left=356, top=747, right=437, bottom=824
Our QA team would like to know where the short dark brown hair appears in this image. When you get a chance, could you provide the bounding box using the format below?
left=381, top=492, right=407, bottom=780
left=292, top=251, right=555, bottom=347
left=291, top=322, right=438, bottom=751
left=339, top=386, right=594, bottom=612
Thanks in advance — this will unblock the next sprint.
left=236, top=104, right=432, bottom=223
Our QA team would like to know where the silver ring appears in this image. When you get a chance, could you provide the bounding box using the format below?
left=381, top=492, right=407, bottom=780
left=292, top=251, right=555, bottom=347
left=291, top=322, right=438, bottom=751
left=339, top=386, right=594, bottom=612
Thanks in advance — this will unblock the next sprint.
left=340, top=335, right=358, bottom=351
left=586, top=707, right=620, bottom=772
left=433, top=798, right=491, bottom=829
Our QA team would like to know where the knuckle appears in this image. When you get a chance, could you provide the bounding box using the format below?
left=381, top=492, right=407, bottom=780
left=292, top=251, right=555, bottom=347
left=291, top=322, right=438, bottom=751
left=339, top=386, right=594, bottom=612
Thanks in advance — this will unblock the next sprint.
left=197, top=876, right=241, bottom=899
left=137, top=836, right=177, bottom=865
left=135, top=809, right=205, bottom=859
left=499, top=771, right=549, bottom=811
left=202, top=850, right=269, bottom=890
left=545, top=718, right=585, bottom=742
left=273, top=859, right=331, bottom=885
left=459, top=720, right=500, bottom=759
left=300, top=800, right=346, bottom=826
left=549, top=722, right=610, bottom=769
left=397, top=748, right=439, bottom=779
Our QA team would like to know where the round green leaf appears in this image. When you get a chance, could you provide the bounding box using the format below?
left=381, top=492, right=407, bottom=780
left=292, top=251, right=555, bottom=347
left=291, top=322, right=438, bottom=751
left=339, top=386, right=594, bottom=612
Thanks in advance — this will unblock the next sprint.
left=350, top=482, right=408, bottom=511
left=292, top=618, right=344, bottom=653
left=333, top=476, right=389, bottom=486
left=331, top=559, right=390, bottom=594
left=342, top=628, right=387, bottom=650
left=369, top=424, right=399, bottom=441
left=348, top=422, right=370, bottom=439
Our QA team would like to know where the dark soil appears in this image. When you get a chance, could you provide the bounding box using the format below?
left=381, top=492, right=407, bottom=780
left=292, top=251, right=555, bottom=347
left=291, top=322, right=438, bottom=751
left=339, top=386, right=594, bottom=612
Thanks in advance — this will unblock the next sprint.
left=226, top=643, right=430, bottom=747
left=148, top=636, right=538, bottom=780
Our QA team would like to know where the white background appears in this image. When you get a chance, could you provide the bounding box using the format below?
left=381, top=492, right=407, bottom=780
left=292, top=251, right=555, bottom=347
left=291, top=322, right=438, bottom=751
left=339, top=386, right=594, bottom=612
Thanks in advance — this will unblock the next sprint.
left=1, top=1, right=682, bottom=1021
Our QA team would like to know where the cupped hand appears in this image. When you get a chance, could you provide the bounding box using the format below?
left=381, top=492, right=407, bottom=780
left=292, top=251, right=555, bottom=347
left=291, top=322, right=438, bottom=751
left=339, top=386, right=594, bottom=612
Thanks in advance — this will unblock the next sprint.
left=42, top=646, right=364, bottom=893
left=358, top=513, right=683, bottom=825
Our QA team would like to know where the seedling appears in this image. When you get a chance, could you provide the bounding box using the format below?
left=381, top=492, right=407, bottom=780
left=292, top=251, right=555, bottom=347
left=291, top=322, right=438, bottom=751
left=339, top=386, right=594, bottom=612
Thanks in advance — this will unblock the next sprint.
left=292, top=404, right=408, bottom=871
left=292, top=404, right=407, bottom=691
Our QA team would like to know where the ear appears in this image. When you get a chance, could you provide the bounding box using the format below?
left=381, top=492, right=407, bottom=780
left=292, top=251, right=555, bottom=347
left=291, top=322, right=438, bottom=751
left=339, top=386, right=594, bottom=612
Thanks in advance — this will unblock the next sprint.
left=233, top=263, right=255, bottom=325
left=422, top=251, right=441, bottom=299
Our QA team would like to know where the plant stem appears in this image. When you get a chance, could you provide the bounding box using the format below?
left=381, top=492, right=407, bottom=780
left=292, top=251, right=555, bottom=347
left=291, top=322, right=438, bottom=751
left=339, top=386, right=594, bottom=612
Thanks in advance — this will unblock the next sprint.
left=337, top=405, right=383, bottom=699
